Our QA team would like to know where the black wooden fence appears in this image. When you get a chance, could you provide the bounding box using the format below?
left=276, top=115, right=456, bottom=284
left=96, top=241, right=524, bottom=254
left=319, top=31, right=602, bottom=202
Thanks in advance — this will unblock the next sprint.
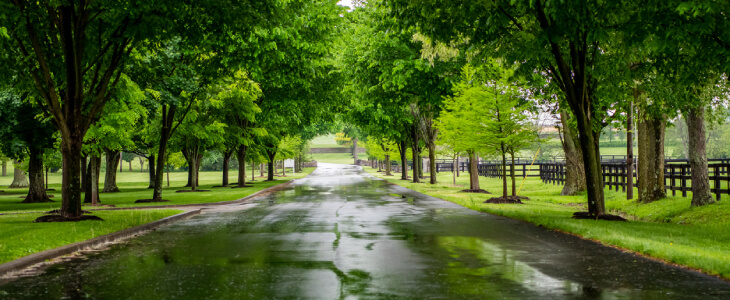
left=539, top=161, right=730, bottom=201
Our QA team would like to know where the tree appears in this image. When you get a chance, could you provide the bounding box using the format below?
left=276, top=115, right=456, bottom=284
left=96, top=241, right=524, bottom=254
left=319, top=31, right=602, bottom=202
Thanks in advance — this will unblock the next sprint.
left=0, top=90, right=56, bottom=202
left=212, top=70, right=264, bottom=188
left=437, top=65, right=490, bottom=192
left=170, top=96, right=226, bottom=192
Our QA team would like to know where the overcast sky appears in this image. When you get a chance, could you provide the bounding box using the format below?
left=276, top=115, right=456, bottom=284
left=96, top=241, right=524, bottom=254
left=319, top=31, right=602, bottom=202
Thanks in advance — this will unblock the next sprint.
left=338, top=0, right=353, bottom=8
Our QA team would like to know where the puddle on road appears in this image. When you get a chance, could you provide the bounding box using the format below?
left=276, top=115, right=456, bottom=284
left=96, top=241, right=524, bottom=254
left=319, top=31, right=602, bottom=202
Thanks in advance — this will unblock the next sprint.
left=1, top=163, right=729, bottom=299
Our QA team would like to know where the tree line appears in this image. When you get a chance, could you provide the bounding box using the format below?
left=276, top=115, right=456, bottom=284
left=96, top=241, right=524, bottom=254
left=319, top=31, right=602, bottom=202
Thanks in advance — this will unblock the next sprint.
left=0, top=0, right=347, bottom=221
left=343, top=0, right=730, bottom=219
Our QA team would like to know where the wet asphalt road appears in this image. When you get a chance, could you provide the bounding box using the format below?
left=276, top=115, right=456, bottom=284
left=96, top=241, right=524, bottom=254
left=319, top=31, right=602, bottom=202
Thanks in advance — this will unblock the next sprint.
left=2, top=163, right=730, bottom=299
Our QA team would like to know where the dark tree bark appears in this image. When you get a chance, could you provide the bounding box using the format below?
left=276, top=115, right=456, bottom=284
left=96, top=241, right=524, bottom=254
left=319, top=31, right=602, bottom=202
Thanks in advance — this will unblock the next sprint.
left=411, top=123, right=420, bottom=183
left=102, top=149, right=120, bottom=193
left=221, top=149, right=234, bottom=187
left=83, top=155, right=101, bottom=205
left=22, top=148, right=52, bottom=203
left=510, top=152, right=516, bottom=196
left=266, top=148, right=277, bottom=181
left=128, top=160, right=132, bottom=172
left=190, top=153, right=198, bottom=191
left=558, top=110, right=586, bottom=196
left=685, top=107, right=715, bottom=206
left=147, top=155, right=156, bottom=189
left=8, top=159, right=29, bottom=188
left=468, top=151, right=480, bottom=190
left=627, top=101, right=634, bottom=200
left=385, top=154, right=392, bottom=176
left=427, top=132, right=438, bottom=184
left=2, top=160, right=6, bottom=176
left=637, top=113, right=666, bottom=203
left=236, top=146, right=248, bottom=186
left=501, top=143, right=508, bottom=198
left=80, top=156, right=88, bottom=191
left=119, top=151, right=123, bottom=173
left=398, top=140, right=408, bottom=180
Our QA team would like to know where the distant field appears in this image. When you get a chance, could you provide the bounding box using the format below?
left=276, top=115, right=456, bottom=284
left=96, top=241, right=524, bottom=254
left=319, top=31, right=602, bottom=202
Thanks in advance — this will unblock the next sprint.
left=309, top=134, right=347, bottom=148
left=311, top=153, right=354, bottom=165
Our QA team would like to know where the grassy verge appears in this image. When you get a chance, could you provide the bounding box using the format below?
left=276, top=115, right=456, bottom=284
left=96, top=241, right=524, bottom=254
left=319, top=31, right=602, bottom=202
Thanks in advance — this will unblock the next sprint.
left=0, top=209, right=183, bottom=264
left=365, top=167, right=730, bottom=279
left=0, top=167, right=316, bottom=213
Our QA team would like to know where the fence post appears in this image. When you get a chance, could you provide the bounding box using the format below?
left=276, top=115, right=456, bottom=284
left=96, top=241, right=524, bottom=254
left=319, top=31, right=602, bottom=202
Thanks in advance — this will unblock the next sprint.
left=714, top=165, right=721, bottom=202
left=681, top=165, right=688, bottom=197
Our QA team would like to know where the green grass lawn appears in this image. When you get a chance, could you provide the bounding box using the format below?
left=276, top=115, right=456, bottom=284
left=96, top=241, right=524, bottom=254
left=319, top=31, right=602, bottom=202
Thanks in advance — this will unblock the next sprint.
left=0, top=167, right=316, bottom=213
left=0, top=166, right=315, bottom=265
left=0, top=209, right=183, bottom=264
left=311, top=153, right=355, bottom=165
left=365, top=167, right=730, bottom=279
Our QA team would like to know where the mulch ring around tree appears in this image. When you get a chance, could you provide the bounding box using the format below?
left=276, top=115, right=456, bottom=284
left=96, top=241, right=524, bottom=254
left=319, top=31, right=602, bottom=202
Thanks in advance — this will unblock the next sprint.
left=175, top=189, right=211, bottom=193
left=484, top=196, right=528, bottom=204
left=134, top=199, right=171, bottom=203
left=459, top=189, right=492, bottom=194
left=34, top=215, right=103, bottom=222
left=572, top=211, right=628, bottom=221
left=20, top=195, right=55, bottom=198
left=44, top=209, right=93, bottom=214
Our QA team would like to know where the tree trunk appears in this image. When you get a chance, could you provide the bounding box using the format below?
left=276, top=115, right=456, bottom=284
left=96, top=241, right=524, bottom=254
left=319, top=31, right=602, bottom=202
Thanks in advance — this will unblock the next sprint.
left=412, top=124, right=420, bottom=183
left=22, top=148, right=51, bottom=203
left=129, top=160, right=132, bottom=172
left=577, top=115, right=605, bottom=217
left=190, top=153, right=198, bottom=191
left=2, top=160, right=7, bottom=176
left=452, top=154, right=457, bottom=185
left=637, top=113, right=667, bottom=203
left=151, top=105, right=177, bottom=201
left=195, top=153, right=202, bottom=188
left=8, top=159, right=29, bottom=188
left=236, top=146, right=247, bottom=186
left=222, top=150, right=233, bottom=187
left=353, top=137, right=358, bottom=164
left=428, top=137, right=437, bottom=184
left=559, top=110, right=586, bottom=195
left=139, top=157, right=144, bottom=172
left=501, top=143, right=508, bottom=198
left=627, top=101, right=634, bottom=200
left=260, top=163, right=264, bottom=177
left=510, top=153, right=516, bottom=197
left=167, top=163, right=170, bottom=187
left=468, top=151, right=480, bottom=190
left=266, top=149, right=276, bottom=181
left=147, top=155, right=156, bottom=189
left=59, top=138, right=84, bottom=218
left=399, top=140, right=408, bottom=180
left=80, top=156, right=88, bottom=191
left=252, top=161, right=256, bottom=181
left=686, top=108, right=715, bottom=206
left=385, top=154, right=392, bottom=176
left=84, top=155, right=101, bottom=205
left=456, top=156, right=460, bottom=177
left=102, top=149, right=120, bottom=193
